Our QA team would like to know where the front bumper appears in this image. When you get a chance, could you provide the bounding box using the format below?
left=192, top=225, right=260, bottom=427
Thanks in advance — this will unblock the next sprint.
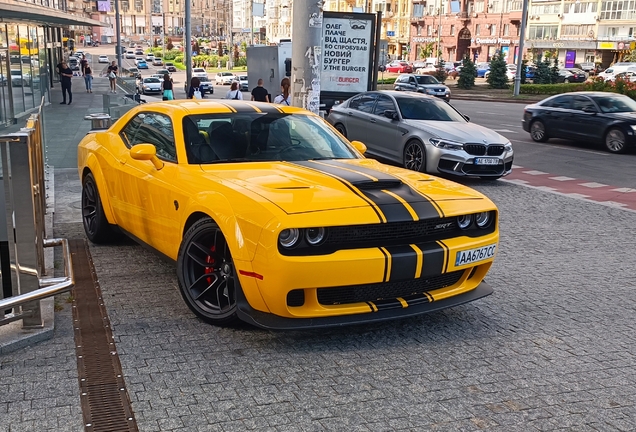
left=430, top=146, right=514, bottom=178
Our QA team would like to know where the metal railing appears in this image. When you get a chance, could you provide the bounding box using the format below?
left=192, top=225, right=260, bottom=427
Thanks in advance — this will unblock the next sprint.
left=0, top=99, right=74, bottom=329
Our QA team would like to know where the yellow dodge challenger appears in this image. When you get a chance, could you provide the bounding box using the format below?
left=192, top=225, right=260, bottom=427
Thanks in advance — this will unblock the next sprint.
left=78, top=100, right=499, bottom=329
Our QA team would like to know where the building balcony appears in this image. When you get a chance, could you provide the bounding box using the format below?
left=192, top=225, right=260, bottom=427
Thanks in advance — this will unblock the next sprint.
left=508, top=10, right=522, bottom=22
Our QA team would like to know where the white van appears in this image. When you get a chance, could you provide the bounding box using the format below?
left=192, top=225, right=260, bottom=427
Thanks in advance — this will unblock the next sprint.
left=598, top=63, right=636, bottom=81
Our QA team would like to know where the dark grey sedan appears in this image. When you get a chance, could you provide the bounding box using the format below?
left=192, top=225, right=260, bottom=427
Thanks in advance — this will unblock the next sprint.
left=394, top=74, right=451, bottom=101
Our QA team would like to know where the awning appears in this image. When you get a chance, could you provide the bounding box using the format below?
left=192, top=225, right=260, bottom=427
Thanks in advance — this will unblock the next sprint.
left=0, top=3, right=105, bottom=27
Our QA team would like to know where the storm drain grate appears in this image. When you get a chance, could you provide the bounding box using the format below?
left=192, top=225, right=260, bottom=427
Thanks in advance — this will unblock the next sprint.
left=70, top=239, right=138, bottom=432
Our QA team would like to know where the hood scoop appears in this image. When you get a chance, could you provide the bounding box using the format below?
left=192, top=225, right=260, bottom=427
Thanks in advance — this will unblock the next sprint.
left=352, top=180, right=403, bottom=190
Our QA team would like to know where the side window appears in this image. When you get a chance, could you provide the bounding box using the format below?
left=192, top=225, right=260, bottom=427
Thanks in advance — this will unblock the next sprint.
left=349, top=95, right=376, bottom=113
left=543, top=95, right=571, bottom=109
left=409, top=77, right=418, bottom=85
left=373, top=95, right=396, bottom=116
left=397, top=75, right=409, bottom=83
left=572, top=96, right=596, bottom=112
left=121, top=113, right=177, bottom=162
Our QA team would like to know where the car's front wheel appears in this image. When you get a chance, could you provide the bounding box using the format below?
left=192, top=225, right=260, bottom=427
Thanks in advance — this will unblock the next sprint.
left=81, top=173, right=112, bottom=244
left=334, top=123, right=347, bottom=138
left=177, top=217, right=239, bottom=326
left=403, top=140, right=426, bottom=172
left=605, top=127, right=627, bottom=153
left=530, top=120, right=549, bottom=142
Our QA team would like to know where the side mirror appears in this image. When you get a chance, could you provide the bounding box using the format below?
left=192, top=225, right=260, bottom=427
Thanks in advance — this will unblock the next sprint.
left=130, top=143, right=164, bottom=169
left=384, top=110, right=399, bottom=120
left=463, top=114, right=471, bottom=122
left=350, top=140, right=367, bottom=155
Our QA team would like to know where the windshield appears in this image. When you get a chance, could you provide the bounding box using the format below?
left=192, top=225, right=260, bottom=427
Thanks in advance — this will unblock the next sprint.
left=183, top=113, right=359, bottom=164
left=396, top=97, right=466, bottom=122
left=591, top=94, right=636, bottom=113
left=144, top=78, right=160, bottom=83
left=416, top=76, right=440, bottom=85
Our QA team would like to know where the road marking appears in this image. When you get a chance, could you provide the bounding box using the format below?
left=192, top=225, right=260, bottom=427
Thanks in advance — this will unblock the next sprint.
left=579, top=182, right=608, bottom=188
left=476, top=111, right=500, bottom=115
left=522, top=170, right=548, bottom=175
left=612, top=187, right=636, bottom=193
left=493, top=129, right=517, bottom=133
left=501, top=124, right=520, bottom=128
left=562, top=193, right=591, bottom=199
left=549, top=176, right=577, bottom=181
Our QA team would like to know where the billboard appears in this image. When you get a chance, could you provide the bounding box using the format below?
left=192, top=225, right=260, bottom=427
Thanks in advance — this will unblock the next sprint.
left=321, top=13, right=375, bottom=93
left=97, top=0, right=110, bottom=12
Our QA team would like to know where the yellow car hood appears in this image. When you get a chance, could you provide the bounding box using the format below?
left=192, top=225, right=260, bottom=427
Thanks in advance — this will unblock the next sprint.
left=202, top=159, right=486, bottom=215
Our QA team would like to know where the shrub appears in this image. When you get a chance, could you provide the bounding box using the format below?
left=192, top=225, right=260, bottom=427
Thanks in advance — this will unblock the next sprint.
left=487, top=52, right=509, bottom=89
left=550, top=57, right=559, bottom=84
left=518, top=83, right=584, bottom=95
left=457, top=56, right=476, bottom=89
left=378, top=77, right=397, bottom=84
left=533, top=54, right=552, bottom=85
left=520, top=59, right=528, bottom=84
left=434, top=59, right=448, bottom=82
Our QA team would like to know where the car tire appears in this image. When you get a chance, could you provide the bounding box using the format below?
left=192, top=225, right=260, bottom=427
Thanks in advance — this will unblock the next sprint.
left=530, top=120, right=549, bottom=142
left=334, top=123, right=347, bottom=138
left=604, top=127, right=627, bottom=154
left=403, top=140, right=426, bottom=172
left=81, top=172, right=112, bottom=244
left=177, top=217, right=239, bottom=326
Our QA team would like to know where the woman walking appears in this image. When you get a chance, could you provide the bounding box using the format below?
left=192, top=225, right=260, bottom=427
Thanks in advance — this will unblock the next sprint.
left=84, top=63, right=93, bottom=93
left=273, top=77, right=291, bottom=105
left=107, top=61, right=118, bottom=93
left=225, top=81, right=243, bottom=100
left=161, top=74, right=174, bottom=100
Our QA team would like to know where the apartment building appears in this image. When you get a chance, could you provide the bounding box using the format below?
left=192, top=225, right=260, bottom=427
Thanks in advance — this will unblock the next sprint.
left=372, top=0, right=414, bottom=59
left=0, top=0, right=101, bottom=126
left=409, top=0, right=523, bottom=64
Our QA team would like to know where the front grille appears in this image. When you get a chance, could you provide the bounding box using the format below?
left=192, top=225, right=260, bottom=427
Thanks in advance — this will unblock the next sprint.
left=317, top=270, right=464, bottom=305
left=464, top=144, right=505, bottom=156
left=462, top=164, right=504, bottom=176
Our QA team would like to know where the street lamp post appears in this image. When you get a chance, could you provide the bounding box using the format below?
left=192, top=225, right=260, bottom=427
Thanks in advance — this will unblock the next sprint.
left=513, top=0, right=529, bottom=96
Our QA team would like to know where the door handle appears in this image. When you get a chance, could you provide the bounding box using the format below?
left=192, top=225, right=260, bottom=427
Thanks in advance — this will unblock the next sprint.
left=347, top=111, right=353, bottom=116
left=370, top=118, right=376, bottom=123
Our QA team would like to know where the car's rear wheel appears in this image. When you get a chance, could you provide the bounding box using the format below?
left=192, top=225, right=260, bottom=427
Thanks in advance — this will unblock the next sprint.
left=177, top=218, right=239, bottom=325
left=605, top=127, right=627, bottom=153
left=530, top=120, right=549, bottom=142
left=81, top=173, right=112, bottom=244
left=403, top=140, right=426, bottom=172
left=334, top=123, right=347, bottom=138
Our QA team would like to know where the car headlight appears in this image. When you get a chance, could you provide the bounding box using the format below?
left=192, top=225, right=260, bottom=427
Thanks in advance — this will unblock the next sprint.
left=630, top=125, right=636, bottom=132
left=457, top=214, right=473, bottom=229
left=504, top=141, right=513, bottom=151
left=306, top=227, right=326, bottom=245
left=425, top=88, right=437, bottom=94
left=429, top=138, right=465, bottom=151
left=475, top=212, right=491, bottom=228
left=279, top=228, right=300, bottom=248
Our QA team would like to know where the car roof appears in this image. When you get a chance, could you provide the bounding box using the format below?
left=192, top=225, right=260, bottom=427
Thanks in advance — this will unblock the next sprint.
left=118, top=101, right=310, bottom=119
left=352, top=90, right=440, bottom=100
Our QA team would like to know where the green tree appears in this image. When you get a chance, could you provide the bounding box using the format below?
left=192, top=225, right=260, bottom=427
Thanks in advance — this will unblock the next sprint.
left=487, top=52, right=509, bottom=89
left=240, top=41, right=248, bottom=53
left=520, top=58, right=528, bottom=84
left=434, top=59, right=448, bottom=82
left=550, top=56, right=560, bottom=84
left=534, top=53, right=552, bottom=84
left=419, top=43, right=434, bottom=59
left=457, top=56, right=476, bottom=89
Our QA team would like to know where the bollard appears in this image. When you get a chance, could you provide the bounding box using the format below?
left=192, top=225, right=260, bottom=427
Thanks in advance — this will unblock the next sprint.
left=84, top=113, right=112, bottom=130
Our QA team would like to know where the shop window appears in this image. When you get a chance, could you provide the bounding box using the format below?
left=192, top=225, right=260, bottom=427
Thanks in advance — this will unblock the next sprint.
left=504, top=24, right=509, bottom=36
left=451, top=25, right=456, bottom=36
left=476, top=24, right=481, bottom=35
left=490, top=24, right=496, bottom=36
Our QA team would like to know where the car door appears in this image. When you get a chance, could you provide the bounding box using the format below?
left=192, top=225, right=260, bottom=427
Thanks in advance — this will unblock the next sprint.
left=341, top=93, right=377, bottom=145
left=117, top=112, right=187, bottom=253
left=367, top=94, right=401, bottom=161
left=540, top=95, right=574, bottom=138
left=568, top=95, right=606, bottom=141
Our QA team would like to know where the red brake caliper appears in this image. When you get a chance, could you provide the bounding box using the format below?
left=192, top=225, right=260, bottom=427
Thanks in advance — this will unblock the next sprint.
left=205, top=245, right=216, bottom=284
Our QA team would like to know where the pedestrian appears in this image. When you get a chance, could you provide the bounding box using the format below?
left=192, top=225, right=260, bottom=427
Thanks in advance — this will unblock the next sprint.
left=273, top=77, right=291, bottom=105
left=161, top=73, right=174, bottom=100
left=57, top=60, right=73, bottom=105
left=250, top=78, right=270, bottom=102
left=84, top=63, right=93, bottom=93
left=187, top=77, right=203, bottom=99
left=80, top=54, right=88, bottom=76
left=107, top=60, right=118, bottom=93
left=225, top=81, right=243, bottom=100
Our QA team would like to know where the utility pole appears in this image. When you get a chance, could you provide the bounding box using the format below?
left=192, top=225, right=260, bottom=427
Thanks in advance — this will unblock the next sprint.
left=185, top=0, right=192, bottom=91
left=162, top=12, right=166, bottom=59
left=513, top=0, right=529, bottom=96
left=291, top=0, right=323, bottom=112
left=115, top=0, right=122, bottom=72
left=228, top=0, right=234, bottom=68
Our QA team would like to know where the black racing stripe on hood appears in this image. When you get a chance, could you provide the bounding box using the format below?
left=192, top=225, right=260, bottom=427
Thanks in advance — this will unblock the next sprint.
left=294, top=161, right=414, bottom=223
left=385, top=245, right=419, bottom=281
left=308, top=160, right=442, bottom=220
left=217, top=102, right=259, bottom=114
left=417, top=242, right=446, bottom=278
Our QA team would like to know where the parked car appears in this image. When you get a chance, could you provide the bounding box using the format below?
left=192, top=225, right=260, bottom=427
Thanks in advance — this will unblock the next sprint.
left=68, top=57, right=80, bottom=71
left=328, top=91, right=513, bottom=179
left=77, top=100, right=500, bottom=328
left=523, top=91, right=636, bottom=154
left=386, top=61, right=413, bottom=73
left=137, top=76, right=162, bottom=94
left=135, top=50, right=144, bottom=56
left=484, top=69, right=516, bottom=81
left=476, top=63, right=490, bottom=78
left=10, top=70, right=28, bottom=86
left=613, top=71, right=636, bottom=82
left=237, top=75, right=249, bottom=91
left=98, top=55, right=109, bottom=64
left=198, top=76, right=214, bottom=94
left=575, top=62, right=596, bottom=73
left=152, top=57, right=163, bottom=66
left=127, top=67, right=141, bottom=79
left=134, top=57, right=144, bottom=65
left=598, top=63, right=636, bottom=81
left=125, top=51, right=136, bottom=59
left=137, top=60, right=149, bottom=69
left=165, top=62, right=177, bottom=72
left=556, top=68, right=587, bottom=83
left=193, top=67, right=208, bottom=79
left=393, top=74, right=451, bottom=101
left=215, top=71, right=235, bottom=85
left=146, top=53, right=155, bottom=61
left=415, top=64, right=437, bottom=75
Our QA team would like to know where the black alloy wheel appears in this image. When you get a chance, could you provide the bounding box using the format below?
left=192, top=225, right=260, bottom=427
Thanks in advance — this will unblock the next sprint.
left=404, top=140, right=426, bottom=172
left=530, top=120, right=549, bottom=142
left=177, top=218, right=239, bottom=325
left=81, top=173, right=111, bottom=244
left=605, top=127, right=627, bottom=154
left=334, top=123, right=347, bottom=138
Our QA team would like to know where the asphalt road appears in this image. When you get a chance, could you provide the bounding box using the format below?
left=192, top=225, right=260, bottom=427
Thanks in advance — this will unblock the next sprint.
left=450, top=100, right=636, bottom=189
